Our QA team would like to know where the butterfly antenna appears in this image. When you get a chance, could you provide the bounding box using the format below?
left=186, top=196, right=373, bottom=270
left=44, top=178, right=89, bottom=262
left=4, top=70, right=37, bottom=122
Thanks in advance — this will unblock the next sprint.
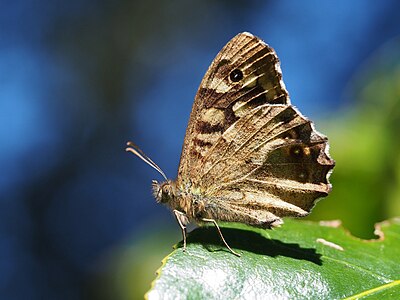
left=125, top=141, right=168, bottom=181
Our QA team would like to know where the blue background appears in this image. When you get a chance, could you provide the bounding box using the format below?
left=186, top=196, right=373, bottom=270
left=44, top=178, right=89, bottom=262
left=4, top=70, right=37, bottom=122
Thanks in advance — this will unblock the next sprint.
left=1, top=1, right=400, bottom=299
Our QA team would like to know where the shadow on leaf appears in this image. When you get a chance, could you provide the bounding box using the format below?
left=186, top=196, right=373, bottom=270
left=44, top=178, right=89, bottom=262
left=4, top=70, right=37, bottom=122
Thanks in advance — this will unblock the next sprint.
left=179, top=226, right=322, bottom=265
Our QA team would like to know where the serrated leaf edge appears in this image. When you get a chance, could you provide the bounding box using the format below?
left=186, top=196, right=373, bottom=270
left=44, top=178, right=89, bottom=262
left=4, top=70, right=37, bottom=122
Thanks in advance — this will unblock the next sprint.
left=144, top=243, right=180, bottom=300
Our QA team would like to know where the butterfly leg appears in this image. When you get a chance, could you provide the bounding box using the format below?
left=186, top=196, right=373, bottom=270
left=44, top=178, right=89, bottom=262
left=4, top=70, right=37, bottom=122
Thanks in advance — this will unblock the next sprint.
left=201, top=218, right=241, bottom=257
left=173, top=210, right=188, bottom=252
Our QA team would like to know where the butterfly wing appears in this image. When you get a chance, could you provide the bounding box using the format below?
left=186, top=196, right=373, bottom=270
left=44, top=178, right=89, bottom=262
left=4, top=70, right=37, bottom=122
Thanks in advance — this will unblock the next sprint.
left=199, top=104, right=333, bottom=221
left=178, top=32, right=289, bottom=179
left=177, top=32, right=334, bottom=227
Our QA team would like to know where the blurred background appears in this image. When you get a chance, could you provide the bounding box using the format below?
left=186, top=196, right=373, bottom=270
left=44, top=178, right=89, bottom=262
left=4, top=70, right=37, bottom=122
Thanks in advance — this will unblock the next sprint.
left=1, top=0, right=400, bottom=299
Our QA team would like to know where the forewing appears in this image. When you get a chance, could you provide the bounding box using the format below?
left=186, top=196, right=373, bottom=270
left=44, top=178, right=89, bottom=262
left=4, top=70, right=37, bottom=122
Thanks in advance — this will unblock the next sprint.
left=178, top=32, right=289, bottom=181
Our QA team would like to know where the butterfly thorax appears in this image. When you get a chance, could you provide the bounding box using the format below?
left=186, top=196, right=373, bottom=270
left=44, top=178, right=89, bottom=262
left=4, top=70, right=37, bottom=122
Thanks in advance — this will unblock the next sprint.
left=152, top=179, right=211, bottom=221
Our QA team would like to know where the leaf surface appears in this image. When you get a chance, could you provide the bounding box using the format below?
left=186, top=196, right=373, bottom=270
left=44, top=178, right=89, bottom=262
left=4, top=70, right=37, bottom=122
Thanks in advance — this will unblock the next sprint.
left=147, top=218, right=400, bottom=299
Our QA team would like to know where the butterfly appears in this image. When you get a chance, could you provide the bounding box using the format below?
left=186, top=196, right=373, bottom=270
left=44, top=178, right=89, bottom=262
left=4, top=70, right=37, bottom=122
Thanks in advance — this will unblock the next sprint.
left=127, top=32, right=335, bottom=256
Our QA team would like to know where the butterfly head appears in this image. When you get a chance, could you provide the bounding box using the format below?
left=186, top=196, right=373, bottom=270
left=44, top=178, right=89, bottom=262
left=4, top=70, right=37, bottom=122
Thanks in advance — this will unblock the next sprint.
left=126, top=141, right=175, bottom=204
left=152, top=180, right=176, bottom=204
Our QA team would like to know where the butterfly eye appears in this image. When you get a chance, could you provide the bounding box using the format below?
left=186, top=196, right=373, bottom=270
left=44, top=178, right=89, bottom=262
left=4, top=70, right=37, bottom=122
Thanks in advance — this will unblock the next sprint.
left=229, top=69, right=243, bottom=82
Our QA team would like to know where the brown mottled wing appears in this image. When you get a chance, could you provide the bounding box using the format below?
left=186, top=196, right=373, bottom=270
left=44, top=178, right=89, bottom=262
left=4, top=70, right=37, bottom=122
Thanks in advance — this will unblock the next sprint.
left=177, top=32, right=334, bottom=225
left=199, top=104, right=334, bottom=220
left=178, top=32, right=289, bottom=180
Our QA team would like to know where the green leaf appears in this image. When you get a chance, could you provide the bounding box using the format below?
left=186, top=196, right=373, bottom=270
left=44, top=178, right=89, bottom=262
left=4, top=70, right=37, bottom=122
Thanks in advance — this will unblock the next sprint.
left=146, top=218, right=400, bottom=299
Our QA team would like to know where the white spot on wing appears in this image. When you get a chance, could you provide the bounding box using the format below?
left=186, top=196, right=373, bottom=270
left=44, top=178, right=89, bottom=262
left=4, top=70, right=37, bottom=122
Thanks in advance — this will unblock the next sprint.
left=209, top=76, right=231, bottom=93
left=242, top=32, right=254, bottom=37
left=202, top=107, right=224, bottom=125
left=275, top=61, right=282, bottom=74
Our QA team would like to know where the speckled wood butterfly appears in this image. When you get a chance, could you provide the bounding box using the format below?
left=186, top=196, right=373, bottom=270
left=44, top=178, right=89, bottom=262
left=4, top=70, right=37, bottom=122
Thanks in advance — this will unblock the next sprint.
left=127, top=32, right=335, bottom=256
